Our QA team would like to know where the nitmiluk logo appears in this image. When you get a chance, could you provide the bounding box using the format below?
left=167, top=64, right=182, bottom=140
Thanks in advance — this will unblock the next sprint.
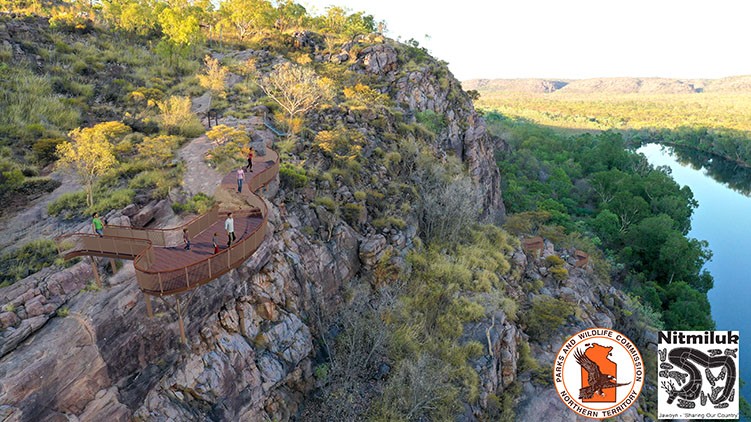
left=658, top=331, right=739, bottom=420
left=660, top=331, right=739, bottom=345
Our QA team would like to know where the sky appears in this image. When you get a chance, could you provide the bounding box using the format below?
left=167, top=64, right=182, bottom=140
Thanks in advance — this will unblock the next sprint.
left=301, top=0, right=751, bottom=81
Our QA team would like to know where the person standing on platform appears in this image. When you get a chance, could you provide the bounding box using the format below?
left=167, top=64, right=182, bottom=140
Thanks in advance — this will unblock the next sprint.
left=236, top=168, right=245, bottom=192
left=225, top=212, right=235, bottom=246
left=212, top=232, right=219, bottom=254
left=183, top=228, right=191, bottom=250
left=245, top=149, right=254, bottom=172
left=92, top=212, right=104, bottom=237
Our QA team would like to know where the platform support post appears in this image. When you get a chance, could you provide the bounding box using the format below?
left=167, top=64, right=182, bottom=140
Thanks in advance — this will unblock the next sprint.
left=145, top=294, right=153, bottom=318
left=177, top=298, right=186, bottom=344
left=91, top=256, right=101, bottom=287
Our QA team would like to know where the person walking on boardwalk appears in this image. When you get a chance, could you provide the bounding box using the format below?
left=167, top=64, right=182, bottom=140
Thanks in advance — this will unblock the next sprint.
left=92, top=212, right=104, bottom=237
left=245, top=149, right=254, bottom=172
left=225, top=212, right=235, bottom=246
left=212, top=232, right=219, bottom=254
left=236, top=168, right=245, bottom=192
left=183, top=228, right=191, bottom=250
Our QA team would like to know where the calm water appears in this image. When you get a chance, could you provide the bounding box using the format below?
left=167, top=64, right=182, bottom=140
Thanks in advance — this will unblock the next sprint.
left=638, top=143, right=750, bottom=403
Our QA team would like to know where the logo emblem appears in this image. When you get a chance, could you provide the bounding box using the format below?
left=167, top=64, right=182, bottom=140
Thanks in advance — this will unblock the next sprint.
left=657, top=331, right=739, bottom=419
left=554, top=328, right=644, bottom=419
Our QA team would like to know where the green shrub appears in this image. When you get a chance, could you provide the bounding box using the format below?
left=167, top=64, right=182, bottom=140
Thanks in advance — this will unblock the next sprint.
left=313, top=363, right=329, bottom=382
left=48, top=190, right=87, bottom=219
left=313, top=196, right=337, bottom=212
left=0, top=239, right=59, bottom=285
left=51, top=77, right=94, bottom=99
left=172, top=193, right=215, bottom=215
left=129, top=170, right=175, bottom=198
left=372, top=216, right=407, bottom=230
left=206, top=141, right=244, bottom=173
left=353, top=190, right=367, bottom=201
left=15, top=177, right=61, bottom=197
left=524, top=296, right=576, bottom=340
left=499, top=297, right=519, bottom=321
left=341, top=203, right=365, bottom=226
left=544, top=255, right=565, bottom=267
left=550, top=266, right=569, bottom=281
left=33, top=137, right=66, bottom=165
left=57, top=306, right=70, bottom=317
left=415, top=109, right=446, bottom=135
left=279, top=162, right=309, bottom=189
left=89, top=188, right=135, bottom=215
left=384, top=151, right=402, bottom=169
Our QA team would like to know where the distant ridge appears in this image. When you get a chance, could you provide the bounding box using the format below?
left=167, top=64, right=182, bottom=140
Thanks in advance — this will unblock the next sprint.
left=462, top=78, right=569, bottom=93
left=463, top=75, right=751, bottom=95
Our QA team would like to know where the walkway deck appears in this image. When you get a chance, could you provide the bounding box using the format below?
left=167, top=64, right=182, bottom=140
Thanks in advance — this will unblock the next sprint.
left=57, top=149, right=280, bottom=297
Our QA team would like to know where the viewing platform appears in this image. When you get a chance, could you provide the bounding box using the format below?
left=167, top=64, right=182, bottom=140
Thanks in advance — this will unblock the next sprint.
left=56, top=149, right=280, bottom=342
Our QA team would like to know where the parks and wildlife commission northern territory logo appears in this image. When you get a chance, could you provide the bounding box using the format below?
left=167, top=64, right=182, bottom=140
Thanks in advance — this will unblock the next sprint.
left=554, top=328, right=645, bottom=418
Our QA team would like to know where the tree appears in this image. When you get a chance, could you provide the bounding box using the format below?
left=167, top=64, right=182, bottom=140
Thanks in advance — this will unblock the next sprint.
left=101, top=0, right=161, bottom=36
left=197, top=55, right=228, bottom=96
left=156, top=96, right=203, bottom=136
left=466, top=89, right=480, bottom=102
left=342, top=83, right=389, bottom=110
left=136, top=134, right=180, bottom=164
left=605, top=191, right=649, bottom=232
left=663, top=282, right=714, bottom=330
left=273, top=0, right=307, bottom=31
left=56, top=122, right=128, bottom=207
left=157, top=6, right=202, bottom=64
left=313, top=125, right=364, bottom=163
left=317, top=6, right=375, bottom=37
left=257, top=62, right=333, bottom=133
left=218, top=0, right=273, bottom=40
left=206, top=124, right=249, bottom=145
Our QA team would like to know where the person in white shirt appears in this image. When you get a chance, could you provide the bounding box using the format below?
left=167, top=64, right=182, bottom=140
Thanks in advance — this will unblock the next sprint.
left=225, top=212, right=235, bottom=246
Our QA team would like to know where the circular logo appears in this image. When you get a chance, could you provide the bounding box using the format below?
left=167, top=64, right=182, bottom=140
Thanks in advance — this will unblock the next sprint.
left=554, top=328, right=645, bottom=419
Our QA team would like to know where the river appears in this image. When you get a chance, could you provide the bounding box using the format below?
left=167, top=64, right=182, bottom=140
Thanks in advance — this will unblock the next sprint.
left=637, top=143, right=750, bottom=404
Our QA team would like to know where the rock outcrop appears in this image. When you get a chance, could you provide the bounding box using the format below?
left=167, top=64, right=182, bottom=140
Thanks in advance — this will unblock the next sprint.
left=0, top=29, right=656, bottom=421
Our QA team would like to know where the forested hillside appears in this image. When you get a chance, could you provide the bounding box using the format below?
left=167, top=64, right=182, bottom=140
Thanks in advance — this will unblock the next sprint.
left=2, top=0, right=742, bottom=420
left=468, top=77, right=751, bottom=171
left=488, top=113, right=713, bottom=331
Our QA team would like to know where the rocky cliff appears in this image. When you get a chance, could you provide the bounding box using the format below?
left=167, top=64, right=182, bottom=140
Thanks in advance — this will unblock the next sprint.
left=0, top=30, right=656, bottom=421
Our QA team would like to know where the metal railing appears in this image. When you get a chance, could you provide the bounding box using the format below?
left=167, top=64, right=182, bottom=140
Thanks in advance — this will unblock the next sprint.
left=56, top=148, right=280, bottom=297
left=104, top=207, right=220, bottom=247
left=263, top=114, right=287, bottom=137
left=59, top=233, right=153, bottom=263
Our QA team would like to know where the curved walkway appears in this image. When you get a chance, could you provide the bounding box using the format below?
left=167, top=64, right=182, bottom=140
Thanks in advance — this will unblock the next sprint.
left=58, top=150, right=279, bottom=297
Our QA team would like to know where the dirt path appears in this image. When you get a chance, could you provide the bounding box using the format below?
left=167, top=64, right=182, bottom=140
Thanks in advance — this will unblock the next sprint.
left=177, top=115, right=274, bottom=197
left=0, top=109, right=275, bottom=255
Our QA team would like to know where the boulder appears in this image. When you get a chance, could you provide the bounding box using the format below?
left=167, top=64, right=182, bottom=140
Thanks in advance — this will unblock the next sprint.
left=359, top=234, right=387, bottom=267
left=292, top=31, right=324, bottom=52
left=120, top=204, right=139, bottom=217
left=130, top=200, right=172, bottom=228
left=356, top=44, right=397, bottom=75
left=23, top=295, right=47, bottom=318
left=0, top=311, right=19, bottom=329
left=130, top=201, right=159, bottom=228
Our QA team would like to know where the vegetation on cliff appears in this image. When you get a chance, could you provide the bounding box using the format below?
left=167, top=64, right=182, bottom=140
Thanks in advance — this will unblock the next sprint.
left=0, top=0, right=707, bottom=420
left=488, top=112, right=713, bottom=331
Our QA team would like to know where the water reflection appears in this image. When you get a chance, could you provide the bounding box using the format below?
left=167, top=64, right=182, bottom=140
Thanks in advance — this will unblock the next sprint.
left=669, top=145, right=751, bottom=196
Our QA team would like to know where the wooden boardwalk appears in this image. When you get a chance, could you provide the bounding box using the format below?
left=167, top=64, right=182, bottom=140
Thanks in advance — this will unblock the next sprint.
left=148, top=215, right=262, bottom=272
left=58, top=150, right=280, bottom=297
